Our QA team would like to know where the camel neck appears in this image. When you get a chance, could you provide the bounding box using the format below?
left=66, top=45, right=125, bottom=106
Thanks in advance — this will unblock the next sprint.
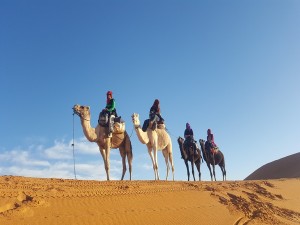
left=80, top=117, right=97, bottom=142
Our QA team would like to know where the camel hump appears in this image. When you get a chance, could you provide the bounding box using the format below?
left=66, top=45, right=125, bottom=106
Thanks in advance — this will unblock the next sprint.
left=157, top=124, right=166, bottom=129
left=114, top=116, right=123, bottom=123
left=113, top=121, right=126, bottom=134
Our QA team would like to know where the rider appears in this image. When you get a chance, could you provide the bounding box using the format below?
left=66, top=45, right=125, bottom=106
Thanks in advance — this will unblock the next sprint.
left=102, top=90, right=117, bottom=137
left=207, top=128, right=217, bottom=153
left=149, top=99, right=164, bottom=130
left=183, top=123, right=199, bottom=155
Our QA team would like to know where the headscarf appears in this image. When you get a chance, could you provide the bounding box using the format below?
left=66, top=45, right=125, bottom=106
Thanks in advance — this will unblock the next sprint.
left=152, top=99, right=160, bottom=113
left=207, top=129, right=212, bottom=135
left=106, top=90, right=113, bottom=104
left=186, top=123, right=191, bottom=130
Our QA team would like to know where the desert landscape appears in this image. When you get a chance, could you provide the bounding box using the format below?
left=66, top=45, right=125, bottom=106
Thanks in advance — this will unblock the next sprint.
left=0, top=153, right=299, bottom=225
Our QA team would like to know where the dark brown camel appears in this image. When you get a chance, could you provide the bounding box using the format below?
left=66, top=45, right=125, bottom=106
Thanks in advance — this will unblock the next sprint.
left=199, top=139, right=226, bottom=181
left=177, top=137, right=201, bottom=181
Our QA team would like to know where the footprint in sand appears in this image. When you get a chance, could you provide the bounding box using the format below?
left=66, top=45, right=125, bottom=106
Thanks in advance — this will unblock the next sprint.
left=0, top=191, right=34, bottom=215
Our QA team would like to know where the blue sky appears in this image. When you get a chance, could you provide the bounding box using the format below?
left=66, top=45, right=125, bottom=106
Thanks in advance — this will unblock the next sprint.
left=1, top=0, right=299, bottom=181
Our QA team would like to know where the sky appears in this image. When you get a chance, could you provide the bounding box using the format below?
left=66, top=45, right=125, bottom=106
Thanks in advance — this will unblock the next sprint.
left=1, top=0, right=299, bottom=181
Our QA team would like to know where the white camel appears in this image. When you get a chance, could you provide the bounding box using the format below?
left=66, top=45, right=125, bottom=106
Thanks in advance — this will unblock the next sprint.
left=73, top=104, right=133, bottom=180
left=131, top=113, right=174, bottom=180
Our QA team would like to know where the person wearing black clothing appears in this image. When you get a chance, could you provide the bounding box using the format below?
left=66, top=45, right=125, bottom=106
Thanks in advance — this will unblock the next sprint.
left=149, top=99, right=164, bottom=130
left=183, top=123, right=200, bottom=157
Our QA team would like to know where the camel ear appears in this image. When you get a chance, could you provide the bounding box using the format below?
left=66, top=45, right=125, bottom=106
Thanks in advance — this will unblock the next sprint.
left=87, top=106, right=90, bottom=110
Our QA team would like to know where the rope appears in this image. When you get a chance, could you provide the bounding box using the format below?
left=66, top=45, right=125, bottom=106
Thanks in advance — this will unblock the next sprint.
left=72, top=113, right=77, bottom=180
left=129, top=127, right=134, bottom=138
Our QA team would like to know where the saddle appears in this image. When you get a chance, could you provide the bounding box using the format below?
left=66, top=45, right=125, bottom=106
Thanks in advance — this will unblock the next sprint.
left=142, top=119, right=165, bottom=131
left=184, top=141, right=201, bottom=160
left=210, top=146, right=219, bottom=154
left=98, top=112, right=125, bottom=134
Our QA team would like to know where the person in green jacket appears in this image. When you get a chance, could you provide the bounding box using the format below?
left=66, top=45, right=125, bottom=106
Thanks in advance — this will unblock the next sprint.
left=104, top=91, right=116, bottom=114
left=102, top=90, right=117, bottom=137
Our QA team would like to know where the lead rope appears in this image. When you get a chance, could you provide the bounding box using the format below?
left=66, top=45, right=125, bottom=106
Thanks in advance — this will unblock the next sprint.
left=72, top=113, right=77, bottom=180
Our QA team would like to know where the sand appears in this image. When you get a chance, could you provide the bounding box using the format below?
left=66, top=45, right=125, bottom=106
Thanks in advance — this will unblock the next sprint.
left=0, top=176, right=299, bottom=225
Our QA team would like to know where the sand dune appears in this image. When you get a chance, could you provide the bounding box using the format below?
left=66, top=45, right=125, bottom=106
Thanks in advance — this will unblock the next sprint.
left=0, top=176, right=299, bottom=225
left=245, top=152, right=300, bottom=180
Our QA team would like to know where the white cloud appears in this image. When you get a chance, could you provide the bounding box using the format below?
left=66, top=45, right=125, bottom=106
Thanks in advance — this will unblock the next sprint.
left=140, top=163, right=153, bottom=170
left=0, top=137, right=125, bottom=181
left=73, top=138, right=99, bottom=155
left=44, top=140, right=73, bottom=159
left=0, top=150, right=49, bottom=167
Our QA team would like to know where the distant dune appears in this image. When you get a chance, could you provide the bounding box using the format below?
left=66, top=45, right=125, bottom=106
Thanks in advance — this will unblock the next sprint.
left=245, top=152, right=300, bottom=180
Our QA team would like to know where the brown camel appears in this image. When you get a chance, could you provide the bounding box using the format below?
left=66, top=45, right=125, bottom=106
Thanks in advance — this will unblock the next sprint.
left=199, top=139, right=226, bottom=181
left=131, top=113, right=174, bottom=180
left=73, top=104, right=133, bottom=180
left=177, top=137, right=201, bottom=181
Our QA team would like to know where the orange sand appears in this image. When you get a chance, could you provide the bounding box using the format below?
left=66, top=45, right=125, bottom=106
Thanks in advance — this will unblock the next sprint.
left=0, top=176, right=299, bottom=225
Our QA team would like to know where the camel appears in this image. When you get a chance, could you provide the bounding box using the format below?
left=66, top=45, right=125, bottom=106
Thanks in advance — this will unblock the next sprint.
left=72, top=104, right=133, bottom=181
left=131, top=113, right=174, bottom=180
left=177, top=137, right=201, bottom=181
left=199, top=139, right=226, bottom=181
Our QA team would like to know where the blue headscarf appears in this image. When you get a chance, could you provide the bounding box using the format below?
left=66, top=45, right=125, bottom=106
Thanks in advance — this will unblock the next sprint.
left=186, top=123, right=191, bottom=130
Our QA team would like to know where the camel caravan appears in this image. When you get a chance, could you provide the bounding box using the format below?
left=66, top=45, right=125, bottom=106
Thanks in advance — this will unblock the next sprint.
left=73, top=92, right=226, bottom=181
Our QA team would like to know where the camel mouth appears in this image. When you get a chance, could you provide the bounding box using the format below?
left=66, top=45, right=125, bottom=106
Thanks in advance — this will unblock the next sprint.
left=72, top=105, right=81, bottom=116
left=72, top=106, right=78, bottom=113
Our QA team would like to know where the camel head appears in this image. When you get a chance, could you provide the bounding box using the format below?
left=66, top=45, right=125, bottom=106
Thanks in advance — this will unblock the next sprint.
left=131, top=113, right=141, bottom=128
left=177, top=136, right=184, bottom=145
left=177, top=136, right=185, bottom=152
left=73, top=104, right=91, bottom=121
left=199, top=139, right=206, bottom=147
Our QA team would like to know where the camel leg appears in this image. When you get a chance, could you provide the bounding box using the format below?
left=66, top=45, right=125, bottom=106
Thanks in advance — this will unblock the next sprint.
left=185, top=160, right=190, bottom=181
left=104, top=142, right=111, bottom=181
left=98, top=146, right=109, bottom=180
left=146, top=144, right=158, bottom=180
left=166, top=143, right=174, bottom=181
left=196, top=160, right=201, bottom=181
left=219, top=165, right=225, bottom=181
left=119, top=147, right=127, bottom=181
left=127, top=152, right=133, bottom=181
left=128, top=155, right=132, bottom=181
left=212, top=165, right=216, bottom=181
left=212, top=156, right=216, bottom=181
left=162, top=149, right=169, bottom=180
left=124, top=132, right=133, bottom=181
left=153, top=148, right=160, bottom=180
left=219, top=164, right=226, bottom=181
left=151, top=140, right=160, bottom=180
left=191, top=159, right=196, bottom=181
left=207, top=163, right=213, bottom=181
left=221, top=157, right=226, bottom=181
